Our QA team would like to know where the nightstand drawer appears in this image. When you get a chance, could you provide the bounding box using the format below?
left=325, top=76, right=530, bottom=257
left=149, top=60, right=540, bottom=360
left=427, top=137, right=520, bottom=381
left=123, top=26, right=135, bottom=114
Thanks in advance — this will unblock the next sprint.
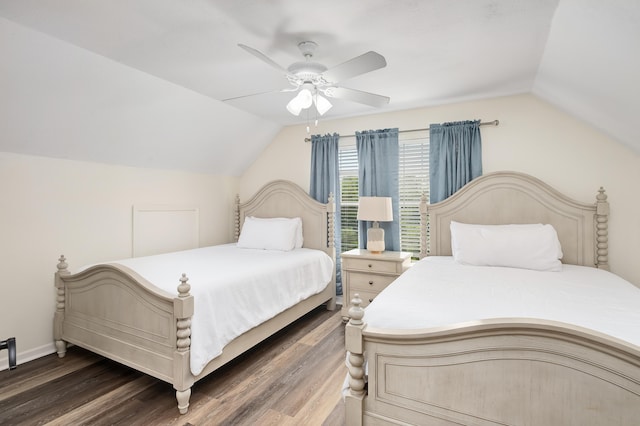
left=340, top=249, right=412, bottom=321
left=347, top=289, right=379, bottom=308
left=342, top=257, right=399, bottom=274
left=348, top=272, right=396, bottom=292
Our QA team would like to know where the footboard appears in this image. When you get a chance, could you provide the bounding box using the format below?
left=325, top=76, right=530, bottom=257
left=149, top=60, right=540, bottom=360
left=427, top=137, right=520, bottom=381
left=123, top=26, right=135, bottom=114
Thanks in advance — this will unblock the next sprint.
left=345, top=297, right=640, bottom=426
left=53, top=255, right=194, bottom=413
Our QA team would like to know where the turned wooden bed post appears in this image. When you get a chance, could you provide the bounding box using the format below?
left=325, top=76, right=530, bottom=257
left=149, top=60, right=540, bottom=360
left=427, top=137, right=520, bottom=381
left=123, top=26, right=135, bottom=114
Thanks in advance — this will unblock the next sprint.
left=234, top=194, right=241, bottom=242
left=327, top=192, right=335, bottom=252
left=419, top=192, right=428, bottom=259
left=54, top=255, right=70, bottom=358
left=325, top=192, right=337, bottom=311
left=173, top=273, right=195, bottom=414
left=345, top=294, right=366, bottom=426
left=595, top=187, right=610, bottom=270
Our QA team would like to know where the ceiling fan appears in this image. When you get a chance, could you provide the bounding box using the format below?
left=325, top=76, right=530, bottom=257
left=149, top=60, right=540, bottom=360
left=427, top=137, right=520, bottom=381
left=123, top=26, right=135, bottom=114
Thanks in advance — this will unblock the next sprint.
left=225, top=41, right=390, bottom=118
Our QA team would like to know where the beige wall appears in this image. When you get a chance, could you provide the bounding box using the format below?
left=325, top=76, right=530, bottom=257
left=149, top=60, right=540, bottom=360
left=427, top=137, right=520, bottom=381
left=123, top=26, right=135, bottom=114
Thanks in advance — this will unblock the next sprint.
left=0, top=152, right=238, bottom=366
left=241, top=94, right=640, bottom=286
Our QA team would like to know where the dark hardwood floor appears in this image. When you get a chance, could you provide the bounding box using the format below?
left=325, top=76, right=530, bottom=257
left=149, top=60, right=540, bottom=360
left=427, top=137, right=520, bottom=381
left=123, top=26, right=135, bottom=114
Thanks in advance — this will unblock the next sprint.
left=0, top=305, right=346, bottom=425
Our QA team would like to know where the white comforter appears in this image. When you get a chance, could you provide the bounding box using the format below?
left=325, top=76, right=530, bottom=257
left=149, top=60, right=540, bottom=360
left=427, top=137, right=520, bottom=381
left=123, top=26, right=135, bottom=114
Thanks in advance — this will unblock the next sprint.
left=84, top=244, right=333, bottom=375
left=362, top=256, right=640, bottom=347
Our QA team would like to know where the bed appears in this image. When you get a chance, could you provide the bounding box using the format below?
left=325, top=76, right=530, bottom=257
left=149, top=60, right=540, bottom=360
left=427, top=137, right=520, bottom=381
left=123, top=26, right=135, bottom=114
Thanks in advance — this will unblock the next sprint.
left=344, top=171, right=640, bottom=425
left=53, top=180, right=336, bottom=414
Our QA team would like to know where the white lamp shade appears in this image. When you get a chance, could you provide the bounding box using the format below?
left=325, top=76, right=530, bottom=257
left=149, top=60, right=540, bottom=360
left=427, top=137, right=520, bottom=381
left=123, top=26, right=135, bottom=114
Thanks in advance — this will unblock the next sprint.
left=286, top=97, right=303, bottom=116
left=314, top=94, right=332, bottom=115
left=286, top=88, right=314, bottom=116
left=297, top=88, right=313, bottom=108
left=357, top=197, right=393, bottom=222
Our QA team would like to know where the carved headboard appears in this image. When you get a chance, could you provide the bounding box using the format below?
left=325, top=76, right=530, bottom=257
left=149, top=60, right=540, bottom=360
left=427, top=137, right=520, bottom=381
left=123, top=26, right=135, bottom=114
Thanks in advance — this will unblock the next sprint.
left=423, top=171, right=609, bottom=269
left=233, top=180, right=335, bottom=260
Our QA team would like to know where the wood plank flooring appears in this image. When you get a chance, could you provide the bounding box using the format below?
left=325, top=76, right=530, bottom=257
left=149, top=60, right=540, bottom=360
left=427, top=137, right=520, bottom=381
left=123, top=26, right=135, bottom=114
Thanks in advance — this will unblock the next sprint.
left=0, top=306, right=346, bottom=425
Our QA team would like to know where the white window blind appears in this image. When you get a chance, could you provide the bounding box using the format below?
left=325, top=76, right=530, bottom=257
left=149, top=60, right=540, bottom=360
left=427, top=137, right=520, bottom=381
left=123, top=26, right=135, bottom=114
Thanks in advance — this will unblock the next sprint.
left=398, top=138, right=429, bottom=257
left=339, top=144, right=359, bottom=253
left=338, top=136, right=430, bottom=258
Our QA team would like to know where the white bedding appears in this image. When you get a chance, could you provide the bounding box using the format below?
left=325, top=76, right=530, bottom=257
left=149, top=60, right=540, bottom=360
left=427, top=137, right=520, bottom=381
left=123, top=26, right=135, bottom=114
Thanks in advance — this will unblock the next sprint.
left=80, top=244, right=333, bottom=375
left=362, top=256, right=640, bottom=347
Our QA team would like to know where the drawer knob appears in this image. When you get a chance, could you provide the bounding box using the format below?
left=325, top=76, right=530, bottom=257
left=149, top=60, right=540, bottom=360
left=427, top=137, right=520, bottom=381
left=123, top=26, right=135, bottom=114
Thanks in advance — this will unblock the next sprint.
left=368, top=264, right=372, bottom=268
left=368, top=280, right=374, bottom=285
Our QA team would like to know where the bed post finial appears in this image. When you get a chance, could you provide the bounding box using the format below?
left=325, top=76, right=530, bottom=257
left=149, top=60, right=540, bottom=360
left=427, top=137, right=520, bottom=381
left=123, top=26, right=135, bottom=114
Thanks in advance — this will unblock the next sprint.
left=348, top=294, right=364, bottom=326
left=178, top=273, right=191, bottom=298
left=57, top=255, right=69, bottom=275
left=234, top=194, right=241, bottom=242
left=420, top=192, right=428, bottom=259
left=595, top=187, right=609, bottom=271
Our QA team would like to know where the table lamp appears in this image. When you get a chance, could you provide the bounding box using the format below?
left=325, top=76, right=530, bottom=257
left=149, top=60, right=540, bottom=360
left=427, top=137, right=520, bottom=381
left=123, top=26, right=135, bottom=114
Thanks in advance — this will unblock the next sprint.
left=357, top=196, right=393, bottom=254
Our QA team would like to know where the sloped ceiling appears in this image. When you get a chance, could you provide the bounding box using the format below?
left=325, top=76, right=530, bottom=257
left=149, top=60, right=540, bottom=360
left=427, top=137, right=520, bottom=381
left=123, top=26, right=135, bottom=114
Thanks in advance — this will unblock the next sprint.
left=0, top=0, right=638, bottom=175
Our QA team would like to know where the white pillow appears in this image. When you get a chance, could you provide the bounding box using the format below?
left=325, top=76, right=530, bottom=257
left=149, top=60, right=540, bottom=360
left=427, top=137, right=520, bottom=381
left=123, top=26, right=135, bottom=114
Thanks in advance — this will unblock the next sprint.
left=450, top=221, right=563, bottom=271
left=250, top=217, right=303, bottom=248
left=237, top=216, right=302, bottom=251
left=266, top=217, right=303, bottom=248
left=292, top=217, right=304, bottom=248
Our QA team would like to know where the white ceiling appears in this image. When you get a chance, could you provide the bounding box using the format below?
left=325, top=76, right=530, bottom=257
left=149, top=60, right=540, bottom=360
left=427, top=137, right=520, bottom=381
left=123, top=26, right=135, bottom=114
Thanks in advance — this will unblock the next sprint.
left=0, top=0, right=638, bottom=173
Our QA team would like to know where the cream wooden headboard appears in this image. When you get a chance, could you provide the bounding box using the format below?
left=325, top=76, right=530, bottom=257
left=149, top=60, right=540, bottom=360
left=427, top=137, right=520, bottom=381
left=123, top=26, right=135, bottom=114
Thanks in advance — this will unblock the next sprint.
left=423, top=171, right=609, bottom=269
left=233, top=180, right=335, bottom=260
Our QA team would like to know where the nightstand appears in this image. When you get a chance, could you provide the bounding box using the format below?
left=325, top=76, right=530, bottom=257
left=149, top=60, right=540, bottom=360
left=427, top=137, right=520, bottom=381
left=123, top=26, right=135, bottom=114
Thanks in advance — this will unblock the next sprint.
left=341, top=249, right=412, bottom=320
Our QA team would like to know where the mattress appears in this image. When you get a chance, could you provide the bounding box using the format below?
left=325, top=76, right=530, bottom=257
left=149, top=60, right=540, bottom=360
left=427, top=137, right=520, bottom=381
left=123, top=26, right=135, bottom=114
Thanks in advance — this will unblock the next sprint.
left=362, top=256, right=640, bottom=347
left=79, top=244, right=334, bottom=375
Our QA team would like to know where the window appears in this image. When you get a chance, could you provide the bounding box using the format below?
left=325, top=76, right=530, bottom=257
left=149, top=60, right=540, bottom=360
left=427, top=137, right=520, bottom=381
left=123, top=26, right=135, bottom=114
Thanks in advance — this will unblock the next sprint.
left=338, top=143, right=359, bottom=253
left=338, top=135, right=429, bottom=258
left=398, top=137, right=430, bottom=256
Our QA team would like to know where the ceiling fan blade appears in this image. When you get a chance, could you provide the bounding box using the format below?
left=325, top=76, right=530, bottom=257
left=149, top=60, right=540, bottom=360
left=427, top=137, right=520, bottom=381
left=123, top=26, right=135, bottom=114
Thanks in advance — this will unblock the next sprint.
left=322, top=51, right=387, bottom=83
left=238, top=44, right=289, bottom=74
left=325, top=87, right=390, bottom=108
left=222, top=87, right=297, bottom=102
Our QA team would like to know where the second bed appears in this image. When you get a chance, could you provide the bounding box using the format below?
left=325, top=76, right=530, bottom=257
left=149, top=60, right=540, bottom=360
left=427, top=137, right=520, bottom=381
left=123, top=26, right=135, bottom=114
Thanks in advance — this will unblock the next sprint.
left=344, top=171, right=640, bottom=425
left=54, top=180, right=337, bottom=414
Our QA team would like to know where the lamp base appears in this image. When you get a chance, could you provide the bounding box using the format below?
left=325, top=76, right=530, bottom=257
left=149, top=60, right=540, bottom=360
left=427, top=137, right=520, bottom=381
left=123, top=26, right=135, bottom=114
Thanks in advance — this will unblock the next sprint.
left=367, top=224, right=385, bottom=254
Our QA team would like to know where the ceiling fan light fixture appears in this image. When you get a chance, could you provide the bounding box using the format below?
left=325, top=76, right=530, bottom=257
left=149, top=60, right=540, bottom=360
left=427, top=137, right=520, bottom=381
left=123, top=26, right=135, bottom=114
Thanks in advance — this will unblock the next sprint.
left=297, top=88, right=313, bottom=109
left=286, top=97, right=303, bottom=116
left=314, top=94, right=332, bottom=115
left=286, top=88, right=313, bottom=116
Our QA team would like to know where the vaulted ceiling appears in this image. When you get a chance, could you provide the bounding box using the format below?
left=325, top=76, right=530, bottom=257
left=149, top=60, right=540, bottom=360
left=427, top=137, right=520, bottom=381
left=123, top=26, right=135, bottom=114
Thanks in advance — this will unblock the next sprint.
left=0, top=0, right=638, bottom=174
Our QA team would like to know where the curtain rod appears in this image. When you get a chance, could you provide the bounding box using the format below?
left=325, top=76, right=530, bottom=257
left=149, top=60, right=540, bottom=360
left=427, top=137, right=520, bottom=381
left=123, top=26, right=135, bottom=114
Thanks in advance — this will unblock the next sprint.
left=303, top=119, right=499, bottom=143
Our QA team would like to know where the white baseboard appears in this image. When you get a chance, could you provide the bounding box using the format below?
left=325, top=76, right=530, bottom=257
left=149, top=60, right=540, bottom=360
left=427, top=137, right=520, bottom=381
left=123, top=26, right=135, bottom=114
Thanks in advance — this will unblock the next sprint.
left=0, top=342, right=56, bottom=371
